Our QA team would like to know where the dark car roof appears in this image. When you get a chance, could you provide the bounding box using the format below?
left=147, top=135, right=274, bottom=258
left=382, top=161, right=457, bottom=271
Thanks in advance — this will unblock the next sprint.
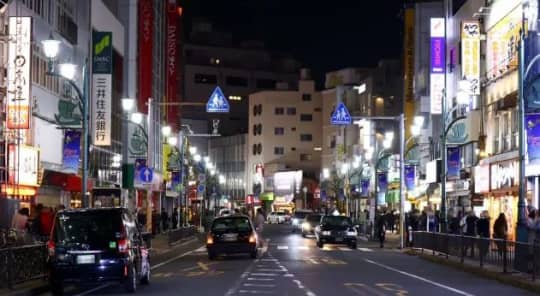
left=213, top=214, right=250, bottom=220
left=57, top=207, right=125, bottom=214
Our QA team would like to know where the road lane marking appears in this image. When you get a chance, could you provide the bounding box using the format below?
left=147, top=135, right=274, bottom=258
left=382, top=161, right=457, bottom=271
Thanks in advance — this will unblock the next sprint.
left=247, top=277, right=275, bottom=281
left=277, top=245, right=289, bottom=250
left=364, top=259, right=475, bottom=296
left=257, top=268, right=286, bottom=272
left=338, top=247, right=352, bottom=251
left=358, top=248, right=373, bottom=252
left=243, top=283, right=276, bottom=288
left=308, top=258, right=320, bottom=264
left=250, top=273, right=279, bottom=276
left=238, top=290, right=275, bottom=294
left=261, top=258, right=278, bottom=261
left=344, top=283, right=386, bottom=296
left=198, top=261, right=209, bottom=271
left=297, top=246, right=309, bottom=250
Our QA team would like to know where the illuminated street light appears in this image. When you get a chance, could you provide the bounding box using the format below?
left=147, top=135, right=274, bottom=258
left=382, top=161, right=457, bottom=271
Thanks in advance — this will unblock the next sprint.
left=189, top=146, right=197, bottom=155
left=162, top=125, right=172, bottom=137
left=167, top=136, right=178, bottom=146
left=131, top=112, right=144, bottom=125
left=194, top=154, right=202, bottom=162
left=121, top=98, right=136, bottom=112
left=322, top=168, right=330, bottom=179
left=58, top=63, right=77, bottom=80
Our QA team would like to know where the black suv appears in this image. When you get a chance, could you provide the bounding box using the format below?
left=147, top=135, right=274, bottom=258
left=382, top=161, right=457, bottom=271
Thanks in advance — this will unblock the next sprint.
left=47, top=208, right=151, bottom=294
left=315, top=215, right=357, bottom=249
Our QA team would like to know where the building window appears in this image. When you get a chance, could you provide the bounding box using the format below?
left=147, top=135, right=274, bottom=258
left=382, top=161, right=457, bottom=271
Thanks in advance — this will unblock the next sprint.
left=257, top=143, right=262, bottom=154
left=252, top=144, right=257, bottom=155
left=291, top=127, right=296, bottom=131
left=274, top=147, right=284, bottom=155
left=194, top=73, right=217, bottom=84
left=302, top=93, right=312, bottom=101
left=511, top=109, right=518, bottom=150
left=493, top=116, right=500, bottom=154
left=274, top=127, right=285, bottom=135
left=287, top=107, right=296, bottom=115
left=300, top=154, right=312, bottom=161
left=226, top=76, right=248, bottom=87
left=253, top=104, right=262, bottom=116
left=300, top=114, right=313, bottom=121
left=275, top=107, right=284, bottom=115
left=314, top=107, right=322, bottom=112
left=256, top=78, right=276, bottom=89
left=56, top=0, right=77, bottom=44
left=291, top=147, right=296, bottom=151
left=300, top=134, right=313, bottom=142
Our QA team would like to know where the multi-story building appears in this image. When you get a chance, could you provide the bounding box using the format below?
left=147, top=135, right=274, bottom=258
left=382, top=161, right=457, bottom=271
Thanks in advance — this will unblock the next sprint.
left=247, top=70, right=322, bottom=210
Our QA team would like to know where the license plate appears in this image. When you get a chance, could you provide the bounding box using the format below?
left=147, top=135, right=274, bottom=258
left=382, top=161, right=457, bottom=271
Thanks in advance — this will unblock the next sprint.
left=335, top=237, right=343, bottom=242
left=223, top=234, right=238, bottom=242
left=76, top=255, right=95, bottom=264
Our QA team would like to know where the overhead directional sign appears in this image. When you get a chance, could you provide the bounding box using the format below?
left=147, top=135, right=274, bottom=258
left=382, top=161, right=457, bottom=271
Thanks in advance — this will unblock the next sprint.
left=206, top=86, right=230, bottom=113
left=330, top=102, right=352, bottom=125
left=140, top=167, right=154, bottom=183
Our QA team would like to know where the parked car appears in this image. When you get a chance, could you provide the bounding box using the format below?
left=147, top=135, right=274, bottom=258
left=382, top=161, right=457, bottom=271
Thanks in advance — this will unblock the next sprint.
left=47, top=208, right=151, bottom=294
left=267, top=211, right=287, bottom=224
left=206, top=215, right=258, bottom=260
left=301, top=214, right=322, bottom=237
left=315, top=215, right=357, bottom=249
left=291, top=210, right=313, bottom=232
left=219, top=209, right=232, bottom=216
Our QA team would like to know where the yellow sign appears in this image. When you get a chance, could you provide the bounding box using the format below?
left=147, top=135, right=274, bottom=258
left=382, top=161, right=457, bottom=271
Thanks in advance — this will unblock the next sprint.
left=461, top=21, right=480, bottom=95
left=163, top=144, right=171, bottom=181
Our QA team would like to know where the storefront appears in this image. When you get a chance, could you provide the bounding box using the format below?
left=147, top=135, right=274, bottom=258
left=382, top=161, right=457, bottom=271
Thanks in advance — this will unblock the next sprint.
left=446, top=179, right=473, bottom=218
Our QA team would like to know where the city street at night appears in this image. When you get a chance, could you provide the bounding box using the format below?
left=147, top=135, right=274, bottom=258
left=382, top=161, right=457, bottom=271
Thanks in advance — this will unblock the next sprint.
left=38, top=224, right=536, bottom=296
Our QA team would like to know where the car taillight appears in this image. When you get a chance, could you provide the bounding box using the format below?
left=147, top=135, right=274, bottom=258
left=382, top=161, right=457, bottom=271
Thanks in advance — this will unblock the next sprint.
left=249, top=233, right=256, bottom=244
left=47, top=240, right=55, bottom=256
left=206, top=235, right=214, bottom=245
left=118, top=239, right=129, bottom=254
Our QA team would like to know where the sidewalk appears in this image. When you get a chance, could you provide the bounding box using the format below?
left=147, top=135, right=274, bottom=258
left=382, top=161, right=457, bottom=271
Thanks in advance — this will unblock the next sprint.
left=358, top=231, right=402, bottom=250
left=0, top=231, right=203, bottom=296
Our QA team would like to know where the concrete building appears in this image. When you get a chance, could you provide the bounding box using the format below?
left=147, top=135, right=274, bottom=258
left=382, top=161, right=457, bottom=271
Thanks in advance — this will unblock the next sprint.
left=247, top=70, right=322, bottom=209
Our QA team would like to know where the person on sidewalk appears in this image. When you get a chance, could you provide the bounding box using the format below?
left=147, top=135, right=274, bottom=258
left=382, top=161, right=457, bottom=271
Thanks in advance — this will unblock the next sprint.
left=172, top=208, right=178, bottom=229
left=386, top=211, right=395, bottom=233
left=493, top=213, right=508, bottom=258
left=254, top=208, right=266, bottom=248
left=161, top=208, right=169, bottom=232
left=11, top=208, right=29, bottom=244
left=464, top=211, right=479, bottom=257
left=477, top=211, right=490, bottom=259
left=375, top=214, right=386, bottom=248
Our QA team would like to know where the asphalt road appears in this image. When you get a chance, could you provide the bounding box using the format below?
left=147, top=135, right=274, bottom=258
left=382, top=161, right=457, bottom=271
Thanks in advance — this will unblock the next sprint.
left=43, top=224, right=537, bottom=295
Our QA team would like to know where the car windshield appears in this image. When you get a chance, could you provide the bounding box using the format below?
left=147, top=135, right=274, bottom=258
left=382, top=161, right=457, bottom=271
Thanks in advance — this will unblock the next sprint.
left=293, top=212, right=310, bottom=219
left=53, top=211, right=123, bottom=249
left=322, top=216, right=352, bottom=227
left=307, top=215, right=322, bottom=223
left=212, top=217, right=252, bottom=233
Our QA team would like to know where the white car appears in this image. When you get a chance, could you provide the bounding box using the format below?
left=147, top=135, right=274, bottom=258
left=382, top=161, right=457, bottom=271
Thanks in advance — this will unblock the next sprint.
left=267, top=212, right=287, bottom=224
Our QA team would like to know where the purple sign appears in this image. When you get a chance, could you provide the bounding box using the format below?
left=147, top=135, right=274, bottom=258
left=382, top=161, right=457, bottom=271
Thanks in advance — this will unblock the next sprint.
left=431, top=37, right=446, bottom=74
left=361, top=179, right=370, bottom=197
left=447, top=147, right=461, bottom=180
left=377, top=172, right=388, bottom=193
left=62, top=130, right=81, bottom=173
left=405, top=165, right=416, bottom=191
left=527, top=114, right=540, bottom=162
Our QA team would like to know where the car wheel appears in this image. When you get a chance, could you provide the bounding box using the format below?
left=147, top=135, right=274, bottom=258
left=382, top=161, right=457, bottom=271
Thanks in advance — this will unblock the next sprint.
left=250, top=250, right=257, bottom=259
left=49, top=277, right=64, bottom=296
left=317, top=241, right=324, bottom=248
left=208, top=251, right=216, bottom=260
left=350, top=242, right=357, bottom=249
left=124, top=264, right=137, bottom=293
left=140, top=259, right=150, bottom=285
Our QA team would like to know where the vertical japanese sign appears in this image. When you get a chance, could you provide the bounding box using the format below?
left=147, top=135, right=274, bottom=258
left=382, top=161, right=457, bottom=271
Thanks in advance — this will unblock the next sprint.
left=92, top=31, right=112, bottom=146
left=138, top=0, right=153, bottom=114
left=405, top=165, right=416, bottom=191
left=461, top=21, right=480, bottom=95
left=166, top=0, right=179, bottom=128
left=447, top=147, right=461, bottom=180
left=7, top=17, right=31, bottom=129
left=430, top=18, right=445, bottom=115
left=8, top=145, right=39, bottom=186
left=403, top=8, right=415, bottom=102
left=63, top=130, right=81, bottom=173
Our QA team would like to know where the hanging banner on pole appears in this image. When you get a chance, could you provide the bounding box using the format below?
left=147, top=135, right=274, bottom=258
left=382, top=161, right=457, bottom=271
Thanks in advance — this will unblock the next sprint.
left=360, top=179, right=370, bottom=197
left=461, top=21, right=480, bottom=95
left=405, top=165, right=416, bottom=191
left=7, top=17, right=31, bottom=129
left=92, top=31, right=112, bottom=146
left=63, top=130, right=81, bottom=173
left=526, top=113, right=540, bottom=163
left=138, top=0, right=153, bottom=114
left=447, top=146, right=461, bottom=180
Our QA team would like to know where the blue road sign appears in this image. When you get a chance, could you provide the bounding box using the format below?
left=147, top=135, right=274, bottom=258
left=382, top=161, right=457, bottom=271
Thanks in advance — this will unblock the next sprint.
left=197, top=184, right=206, bottom=193
left=330, top=102, right=352, bottom=125
left=140, top=167, right=153, bottom=183
left=206, top=86, right=230, bottom=113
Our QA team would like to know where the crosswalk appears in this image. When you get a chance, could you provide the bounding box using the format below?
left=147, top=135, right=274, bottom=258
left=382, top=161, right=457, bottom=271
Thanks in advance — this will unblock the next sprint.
left=270, top=244, right=373, bottom=252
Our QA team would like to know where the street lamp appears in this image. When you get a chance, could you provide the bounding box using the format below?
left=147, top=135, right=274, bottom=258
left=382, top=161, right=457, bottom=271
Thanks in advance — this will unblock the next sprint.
left=42, top=36, right=90, bottom=207
left=189, top=146, right=197, bottom=155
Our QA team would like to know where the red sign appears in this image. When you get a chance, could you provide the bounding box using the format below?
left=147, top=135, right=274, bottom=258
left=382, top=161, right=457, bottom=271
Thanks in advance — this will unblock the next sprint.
left=246, top=195, right=254, bottom=204
left=138, top=0, right=153, bottom=114
left=166, top=0, right=179, bottom=129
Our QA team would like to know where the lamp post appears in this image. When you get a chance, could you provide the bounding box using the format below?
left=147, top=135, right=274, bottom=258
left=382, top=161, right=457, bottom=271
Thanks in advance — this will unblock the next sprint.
left=42, top=38, right=90, bottom=207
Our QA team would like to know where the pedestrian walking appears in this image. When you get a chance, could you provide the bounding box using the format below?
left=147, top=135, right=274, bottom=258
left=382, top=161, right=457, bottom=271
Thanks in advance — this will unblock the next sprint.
left=376, top=214, right=386, bottom=248
left=11, top=208, right=29, bottom=243
left=477, top=211, right=490, bottom=258
left=172, top=208, right=178, bottom=229
left=464, top=211, right=479, bottom=257
left=254, top=208, right=266, bottom=247
left=161, top=208, right=169, bottom=232
left=493, top=213, right=508, bottom=257
left=386, top=211, right=395, bottom=233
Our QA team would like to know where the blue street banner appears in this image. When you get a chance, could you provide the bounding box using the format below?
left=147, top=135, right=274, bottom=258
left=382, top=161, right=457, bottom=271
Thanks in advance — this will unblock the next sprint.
left=320, top=190, right=327, bottom=201
left=405, top=165, right=416, bottom=191
left=62, top=130, right=81, bottom=173
left=527, top=113, right=540, bottom=162
left=377, top=172, right=388, bottom=193
left=447, top=147, right=461, bottom=180
left=361, top=179, right=370, bottom=197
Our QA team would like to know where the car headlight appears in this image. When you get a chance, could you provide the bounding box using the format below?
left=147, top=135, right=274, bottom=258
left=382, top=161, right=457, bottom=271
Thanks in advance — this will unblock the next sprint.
left=302, top=222, right=310, bottom=230
left=346, top=230, right=357, bottom=236
left=322, top=230, right=331, bottom=236
left=292, top=218, right=298, bottom=225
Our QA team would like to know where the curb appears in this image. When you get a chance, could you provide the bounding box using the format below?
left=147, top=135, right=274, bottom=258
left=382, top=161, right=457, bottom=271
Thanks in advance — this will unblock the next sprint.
left=408, top=250, right=540, bottom=294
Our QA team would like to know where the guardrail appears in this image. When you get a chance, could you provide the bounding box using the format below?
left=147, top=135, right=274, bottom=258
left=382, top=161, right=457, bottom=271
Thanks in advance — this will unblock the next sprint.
left=0, top=243, right=47, bottom=289
left=412, top=231, right=540, bottom=279
left=168, top=226, right=198, bottom=246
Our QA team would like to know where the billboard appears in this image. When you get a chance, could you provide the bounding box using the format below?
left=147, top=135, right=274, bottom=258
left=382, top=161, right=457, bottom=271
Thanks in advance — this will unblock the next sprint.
left=8, top=145, right=39, bottom=186
left=166, top=0, right=179, bottom=128
left=447, top=147, right=461, bottom=180
left=430, top=18, right=445, bottom=115
left=7, top=17, right=31, bottom=129
left=486, top=5, right=521, bottom=81
left=403, top=8, right=415, bottom=102
left=92, top=31, right=112, bottom=146
left=138, top=0, right=153, bottom=114
left=461, top=21, right=480, bottom=95
left=273, top=170, right=302, bottom=203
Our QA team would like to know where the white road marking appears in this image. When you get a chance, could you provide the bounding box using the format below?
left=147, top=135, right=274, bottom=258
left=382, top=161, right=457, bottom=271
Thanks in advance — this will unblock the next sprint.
left=247, top=277, right=275, bottom=281
left=238, top=290, right=275, bottom=294
left=297, top=246, right=309, bottom=250
left=243, top=283, right=277, bottom=288
left=194, top=246, right=207, bottom=252
left=277, top=245, right=289, bottom=250
left=338, top=247, right=352, bottom=251
left=358, top=248, right=373, bottom=252
left=261, top=258, right=278, bottom=261
left=74, top=284, right=110, bottom=296
left=250, top=273, right=279, bottom=277
left=364, top=259, right=475, bottom=296
left=256, top=268, right=286, bottom=272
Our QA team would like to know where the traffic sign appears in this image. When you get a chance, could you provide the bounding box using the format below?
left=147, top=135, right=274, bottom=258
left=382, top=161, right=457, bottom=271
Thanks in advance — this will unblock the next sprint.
left=330, top=102, right=352, bottom=125
left=198, top=174, right=206, bottom=183
left=206, top=86, right=230, bottom=113
left=140, top=167, right=153, bottom=183
left=197, top=184, right=206, bottom=193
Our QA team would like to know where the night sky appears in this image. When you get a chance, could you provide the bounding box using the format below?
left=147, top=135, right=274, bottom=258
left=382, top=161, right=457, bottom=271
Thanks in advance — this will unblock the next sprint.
left=183, top=0, right=404, bottom=87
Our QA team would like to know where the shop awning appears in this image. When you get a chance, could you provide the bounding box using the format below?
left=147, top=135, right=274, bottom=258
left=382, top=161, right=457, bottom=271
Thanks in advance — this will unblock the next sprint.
left=41, top=169, right=85, bottom=192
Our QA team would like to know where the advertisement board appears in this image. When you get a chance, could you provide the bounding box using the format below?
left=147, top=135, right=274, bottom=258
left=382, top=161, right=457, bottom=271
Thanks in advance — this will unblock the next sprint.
left=430, top=18, right=445, bottom=115
left=138, top=0, right=153, bottom=114
left=92, top=31, right=112, bottom=146
left=8, top=145, right=39, bottom=186
left=461, top=21, right=481, bottom=95
left=486, top=6, right=521, bottom=81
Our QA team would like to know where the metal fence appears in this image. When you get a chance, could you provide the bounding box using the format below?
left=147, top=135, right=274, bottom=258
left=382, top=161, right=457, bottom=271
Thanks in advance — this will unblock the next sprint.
left=0, top=243, right=47, bottom=289
left=412, top=231, right=540, bottom=279
left=168, top=226, right=198, bottom=245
